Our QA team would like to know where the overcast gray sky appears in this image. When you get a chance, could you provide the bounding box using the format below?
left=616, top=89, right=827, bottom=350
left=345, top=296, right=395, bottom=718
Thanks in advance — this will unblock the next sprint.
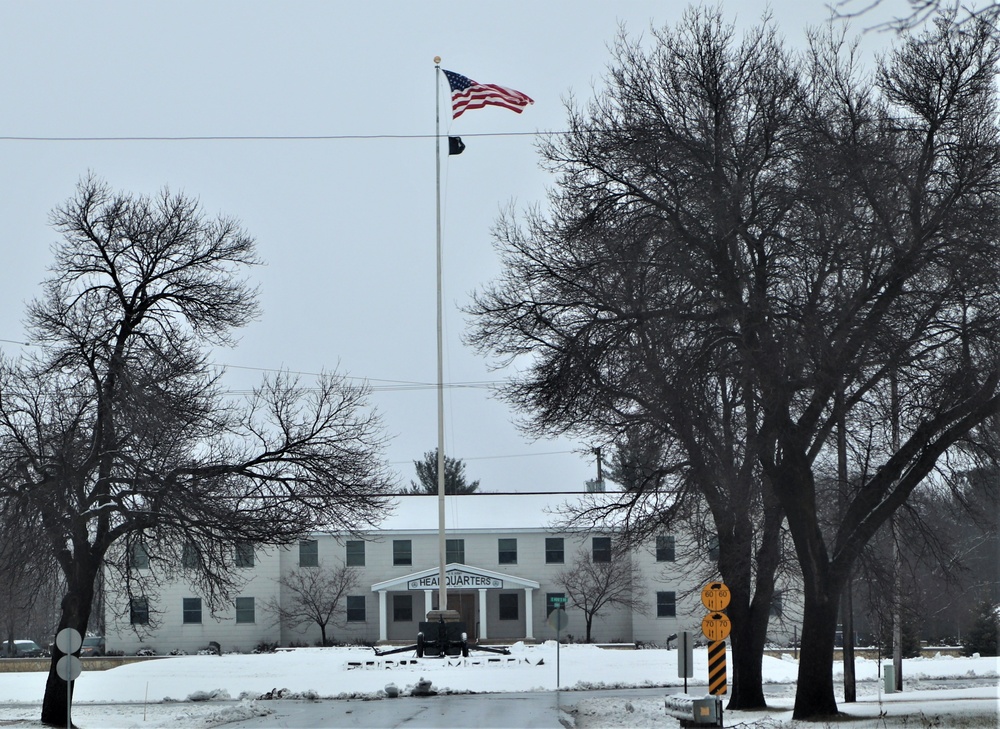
left=0, top=1, right=919, bottom=493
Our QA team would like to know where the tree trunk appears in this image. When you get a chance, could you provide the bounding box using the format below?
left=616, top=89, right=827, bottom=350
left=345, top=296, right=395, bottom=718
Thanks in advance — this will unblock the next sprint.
left=40, top=560, right=97, bottom=727
left=842, top=579, right=856, bottom=703
left=792, top=574, right=841, bottom=719
left=725, top=598, right=769, bottom=709
left=584, top=615, right=593, bottom=643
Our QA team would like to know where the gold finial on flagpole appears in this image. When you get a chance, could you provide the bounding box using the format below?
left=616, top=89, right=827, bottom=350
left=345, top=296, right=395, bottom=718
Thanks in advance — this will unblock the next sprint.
left=434, top=56, right=441, bottom=65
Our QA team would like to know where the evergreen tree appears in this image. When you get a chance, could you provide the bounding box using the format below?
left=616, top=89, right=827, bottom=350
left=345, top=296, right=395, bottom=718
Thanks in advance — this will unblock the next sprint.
left=963, top=601, right=999, bottom=656
left=408, top=448, right=480, bottom=495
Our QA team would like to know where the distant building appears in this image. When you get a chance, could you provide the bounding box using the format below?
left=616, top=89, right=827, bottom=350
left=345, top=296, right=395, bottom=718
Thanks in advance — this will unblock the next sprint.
left=104, top=494, right=801, bottom=654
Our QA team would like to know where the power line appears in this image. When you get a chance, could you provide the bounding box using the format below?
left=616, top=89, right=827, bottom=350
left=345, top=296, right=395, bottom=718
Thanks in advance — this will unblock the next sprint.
left=0, top=131, right=561, bottom=143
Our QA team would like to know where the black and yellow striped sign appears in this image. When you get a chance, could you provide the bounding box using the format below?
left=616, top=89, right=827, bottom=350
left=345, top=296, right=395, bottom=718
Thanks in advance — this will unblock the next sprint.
left=708, top=640, right=727, bottom=695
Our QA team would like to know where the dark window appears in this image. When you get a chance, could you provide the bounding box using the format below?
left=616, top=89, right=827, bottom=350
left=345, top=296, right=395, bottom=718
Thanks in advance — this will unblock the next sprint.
left=708, top=536, right=720, bottom=562
left=346, top=595, right=366, bottom=622
left=346, top=540, right=365, bottom=567
left=393, top=594, right=413, bottom=622
left=656, top=535, right=676, bottom=562
left=130, top=597, right=149, bottom=625
left=129, top=543, right=150, bottom=570
left=498, top=538, right=517, bottom=565
left=657, top=591, right=676, bottom=618
left=546, top=592, right=566, bottom=616
left=235, top=541, right=255, bottom=568
left=235, top=597, right=255, bottom=624
left=545, top=537, right=564, bottom=564
left=393, top=540, right=412, bottom=566
left=182, top=542, right=199, bottom=569
left=183, top=597, right=202, bottom=624
left=499, top=593, right=519, bottom=620
left=592, top=536, right=612, bottom=563
left=769, top=590, right=783, bottom=618
left=299, top=540, right=318, bottom=567
left=446, top=539, right=465, bottom=564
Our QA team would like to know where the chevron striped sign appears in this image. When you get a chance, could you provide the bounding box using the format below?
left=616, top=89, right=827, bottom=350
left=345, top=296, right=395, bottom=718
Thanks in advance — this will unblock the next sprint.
left=708, top=640, right=727, bottom=695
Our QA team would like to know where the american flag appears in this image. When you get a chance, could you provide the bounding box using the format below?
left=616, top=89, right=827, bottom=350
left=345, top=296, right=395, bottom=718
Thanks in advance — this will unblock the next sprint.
left=443, top=70, right=533, bottom=119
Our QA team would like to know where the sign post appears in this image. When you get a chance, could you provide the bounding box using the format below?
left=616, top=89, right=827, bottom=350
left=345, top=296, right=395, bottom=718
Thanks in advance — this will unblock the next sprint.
left=55, top=628, right=83, bottom=729
left=547, top=598, right=569, bottom=688
left=677, top=630, right=694, bottom=693
left=700, top=583, right=731, bottom=696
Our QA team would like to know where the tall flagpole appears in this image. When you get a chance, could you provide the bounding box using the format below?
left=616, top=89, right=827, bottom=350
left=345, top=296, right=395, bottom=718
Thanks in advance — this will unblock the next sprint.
left=433, top=56, right=448, bottom=617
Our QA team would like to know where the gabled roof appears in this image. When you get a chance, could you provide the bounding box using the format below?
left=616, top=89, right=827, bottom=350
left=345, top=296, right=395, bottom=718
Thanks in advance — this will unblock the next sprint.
left=370, top=562, right=540, bottom=592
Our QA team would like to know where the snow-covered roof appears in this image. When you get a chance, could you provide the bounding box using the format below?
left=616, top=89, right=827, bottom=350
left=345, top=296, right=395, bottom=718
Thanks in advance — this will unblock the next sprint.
left=362, top=492, right=592, bottom=534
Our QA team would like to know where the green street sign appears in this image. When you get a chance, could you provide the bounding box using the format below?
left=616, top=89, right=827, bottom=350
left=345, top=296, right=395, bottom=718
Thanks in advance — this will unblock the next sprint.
left=550, top=597, right=568, bottom=603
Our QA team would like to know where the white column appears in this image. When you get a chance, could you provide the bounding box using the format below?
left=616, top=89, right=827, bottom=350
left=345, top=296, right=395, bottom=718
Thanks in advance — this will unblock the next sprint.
left=524, top=588, right=535, bottom=640
left=378, top=591, right=388, bottom=642
left=478, top=589, right=488, bottom=640
left=424, top=590, right=433, bottom=619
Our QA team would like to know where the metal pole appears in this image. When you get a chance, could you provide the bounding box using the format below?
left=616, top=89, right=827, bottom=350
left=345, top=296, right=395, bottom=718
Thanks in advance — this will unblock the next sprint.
left=433, top=58, right=447, bottom=616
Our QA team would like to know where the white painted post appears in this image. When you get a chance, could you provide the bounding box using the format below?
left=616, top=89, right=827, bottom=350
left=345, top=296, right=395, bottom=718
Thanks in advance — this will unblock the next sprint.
left=478, top=589, right=488, bottom=640
left=377, top=591, right=388, bottom=642
left=524, top=588, right=535, bottom=640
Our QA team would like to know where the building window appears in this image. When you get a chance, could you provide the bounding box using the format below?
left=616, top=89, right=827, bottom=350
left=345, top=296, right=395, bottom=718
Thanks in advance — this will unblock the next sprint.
left=592, top=536, right=612, bottom=563
left=546, top=592, right=566, bottom=616
left=299, top=539, right=318, bottom=567
left=346, top=540, right=365, bottom=567
left=499, top=593, right=519, bottom=620
left=545, top=537, right=564, bottom=564
left=346, top=595, right=366, bottom=622
left=708, top=536, right=720, bottom=562
left=235, top=597, right=255, bottom=624
left=129, top=543, right=150, bottom=570
left=769, top=590, right=783, bottom=618
left=656, top=535, right=676, bottom=562
left=235, top=541, right=255, bottom=568
left=130, top=597, right=149, bottom=625
left=393, top=594, right=413, bottom=622
left=393, top=540, right=412, bottom=566
left=182, top=542, right=199, bottom=569
left=498, top=538, right=517, bottom=565
left=657, top=591, right=676, bottom=618
left=446, top=539, right=465, bottom=564
left=183, top=597, right=202, bottom=624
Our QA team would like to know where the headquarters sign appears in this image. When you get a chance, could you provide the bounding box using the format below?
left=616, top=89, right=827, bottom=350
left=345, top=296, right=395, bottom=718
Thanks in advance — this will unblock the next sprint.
left=407, top=569, right=503, bottom=590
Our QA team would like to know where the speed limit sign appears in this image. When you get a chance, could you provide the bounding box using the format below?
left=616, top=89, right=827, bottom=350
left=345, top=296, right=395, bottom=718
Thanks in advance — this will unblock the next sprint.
left=701, top=582, right=731, bottom=611
left=702, top=612, right=732, bottom=641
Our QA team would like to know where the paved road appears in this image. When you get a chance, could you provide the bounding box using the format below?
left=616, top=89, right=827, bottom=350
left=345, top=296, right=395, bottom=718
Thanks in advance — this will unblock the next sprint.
left=227, top=691, right=577, bottom=728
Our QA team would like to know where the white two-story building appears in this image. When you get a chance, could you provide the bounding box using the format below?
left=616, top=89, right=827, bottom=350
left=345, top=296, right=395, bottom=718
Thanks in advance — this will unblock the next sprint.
left=104, top=493, right=800, bottom=654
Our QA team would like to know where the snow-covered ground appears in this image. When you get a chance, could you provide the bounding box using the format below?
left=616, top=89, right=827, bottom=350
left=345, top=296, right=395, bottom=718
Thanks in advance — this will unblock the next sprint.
left=0, top=644, right=996, bottom=728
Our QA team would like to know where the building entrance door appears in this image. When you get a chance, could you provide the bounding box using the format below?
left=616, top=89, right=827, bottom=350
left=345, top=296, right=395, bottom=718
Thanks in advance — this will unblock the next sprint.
left=448, top=593, right=476, bottom=639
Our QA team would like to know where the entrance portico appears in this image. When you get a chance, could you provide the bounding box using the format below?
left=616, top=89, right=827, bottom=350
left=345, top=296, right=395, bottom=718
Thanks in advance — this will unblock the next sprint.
left=371, top=563, right=540, bottom=642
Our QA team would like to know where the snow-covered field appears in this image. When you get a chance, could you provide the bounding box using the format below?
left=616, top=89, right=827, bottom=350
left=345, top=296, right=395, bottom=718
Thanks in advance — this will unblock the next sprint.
left=0, top=644, right=996, bottom=728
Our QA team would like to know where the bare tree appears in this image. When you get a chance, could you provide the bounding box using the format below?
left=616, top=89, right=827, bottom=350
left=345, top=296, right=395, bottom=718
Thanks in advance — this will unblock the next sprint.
left=263, top=563, right=359, bottom=646
left=555, top=546, right=646, bottom=643
left=0, top=176, right=395, bottom=726
left=469, top=8, right=797, bottom=710
left=0, top=505, right=59, bottom=653
left=469, top=10, right=1000, bottom=721
left=833, top=0, right=999, bottom=32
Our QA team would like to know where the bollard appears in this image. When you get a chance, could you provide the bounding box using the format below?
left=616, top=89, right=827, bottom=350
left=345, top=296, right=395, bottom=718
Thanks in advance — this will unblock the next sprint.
left=883, top=664, right=895, bottom=693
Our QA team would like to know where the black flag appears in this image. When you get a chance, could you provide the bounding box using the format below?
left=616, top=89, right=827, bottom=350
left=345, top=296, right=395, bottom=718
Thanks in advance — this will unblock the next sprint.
left=448, top=136, right=465, bottom=155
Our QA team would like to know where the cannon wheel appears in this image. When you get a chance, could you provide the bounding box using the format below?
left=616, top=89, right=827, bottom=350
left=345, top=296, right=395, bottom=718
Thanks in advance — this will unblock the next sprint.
left=416, top=632, right=425, bottom=658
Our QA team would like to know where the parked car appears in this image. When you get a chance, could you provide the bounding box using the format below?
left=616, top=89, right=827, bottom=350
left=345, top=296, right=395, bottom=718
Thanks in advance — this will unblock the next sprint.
left=80, top=635, right=105, bottom=657
left=2, top=640, right=43, bottom=657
